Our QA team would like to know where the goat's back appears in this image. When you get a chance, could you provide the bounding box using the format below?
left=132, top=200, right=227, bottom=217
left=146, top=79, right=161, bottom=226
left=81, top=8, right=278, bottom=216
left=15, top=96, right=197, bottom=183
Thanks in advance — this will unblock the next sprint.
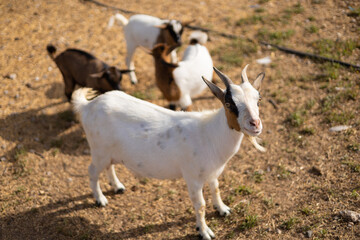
left=124, top=14, right=164, bottom=48
left=174, top=44, right=213, bottom=97
left=54, top=49, right=106, bottom=86
left=78, top=90, right=211, bottom=179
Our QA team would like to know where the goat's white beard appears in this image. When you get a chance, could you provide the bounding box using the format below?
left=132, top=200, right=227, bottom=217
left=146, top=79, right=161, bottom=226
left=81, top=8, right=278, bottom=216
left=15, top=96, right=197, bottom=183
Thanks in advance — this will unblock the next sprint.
left=248, top=136, right=266, bottom=152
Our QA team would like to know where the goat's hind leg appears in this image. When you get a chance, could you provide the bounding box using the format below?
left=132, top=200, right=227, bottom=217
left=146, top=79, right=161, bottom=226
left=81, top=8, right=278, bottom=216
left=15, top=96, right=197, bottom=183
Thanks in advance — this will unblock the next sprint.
left=88, top=156, right=109, bottom=207
left=106, top=164, right=125, bottom=194
left=124, top=40, right=138, bottom=84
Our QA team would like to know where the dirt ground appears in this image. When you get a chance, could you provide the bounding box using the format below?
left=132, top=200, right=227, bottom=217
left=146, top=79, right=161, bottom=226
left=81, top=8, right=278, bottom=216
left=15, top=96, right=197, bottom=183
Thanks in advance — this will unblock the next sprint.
left=0, top=0, right=359, bottom=239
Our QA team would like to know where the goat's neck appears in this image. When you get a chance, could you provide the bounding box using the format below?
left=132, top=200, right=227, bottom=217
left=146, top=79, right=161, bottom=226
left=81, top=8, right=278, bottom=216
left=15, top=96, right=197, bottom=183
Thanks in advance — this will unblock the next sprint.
left=201, top=108, right=244, bottom=164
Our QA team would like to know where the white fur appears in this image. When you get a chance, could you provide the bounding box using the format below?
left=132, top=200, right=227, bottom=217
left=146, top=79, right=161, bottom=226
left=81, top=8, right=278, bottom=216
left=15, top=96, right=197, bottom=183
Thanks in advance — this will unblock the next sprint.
left=72, top=67, right=264, bottom=239
left=108, top=13, right=182, bottom=84
left=157, top=33, right=213, bottom=109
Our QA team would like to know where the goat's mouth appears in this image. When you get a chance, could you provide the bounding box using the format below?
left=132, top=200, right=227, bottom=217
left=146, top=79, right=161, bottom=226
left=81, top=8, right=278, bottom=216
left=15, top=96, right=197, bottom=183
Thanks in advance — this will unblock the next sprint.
left=243, top=128, right=262, bottom=136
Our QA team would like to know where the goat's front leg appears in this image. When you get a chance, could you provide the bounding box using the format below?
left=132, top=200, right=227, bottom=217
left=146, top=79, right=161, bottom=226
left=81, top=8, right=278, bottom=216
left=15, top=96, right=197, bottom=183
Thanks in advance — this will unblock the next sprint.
left=186, top=181, right=215, bottom=239
left=106, top=164, right=125, bottom=194
left=209, top=179, right=230, bottom=216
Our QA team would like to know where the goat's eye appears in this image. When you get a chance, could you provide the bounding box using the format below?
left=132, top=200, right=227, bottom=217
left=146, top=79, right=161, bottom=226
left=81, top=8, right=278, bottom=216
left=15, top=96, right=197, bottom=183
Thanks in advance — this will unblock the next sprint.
left=225, top=102, right=230, bottom=108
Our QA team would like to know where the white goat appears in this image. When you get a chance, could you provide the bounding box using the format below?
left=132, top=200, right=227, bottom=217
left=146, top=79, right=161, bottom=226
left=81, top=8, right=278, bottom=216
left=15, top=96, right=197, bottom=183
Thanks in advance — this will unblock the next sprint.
left=151, top=31, right=213, bottom=111
left=72, top=65, right=265, bottom=240
left=108, top=13, right=192, bottom=84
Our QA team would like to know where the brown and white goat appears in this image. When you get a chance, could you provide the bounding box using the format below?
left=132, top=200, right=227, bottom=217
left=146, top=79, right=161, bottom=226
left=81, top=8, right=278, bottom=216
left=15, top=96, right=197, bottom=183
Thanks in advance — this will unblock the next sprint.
left=150, top=32, right=213, bottom=111
left=46, top=44, right=131, bottom=101
left=108, top=13, right=193, bottom=84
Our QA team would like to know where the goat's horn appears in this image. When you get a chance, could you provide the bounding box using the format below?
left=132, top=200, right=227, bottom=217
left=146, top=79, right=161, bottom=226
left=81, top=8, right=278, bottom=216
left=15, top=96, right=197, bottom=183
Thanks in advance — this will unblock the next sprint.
left=241, top=64, right=249, bottom=83
left=213, top=67, right=233, bottom=89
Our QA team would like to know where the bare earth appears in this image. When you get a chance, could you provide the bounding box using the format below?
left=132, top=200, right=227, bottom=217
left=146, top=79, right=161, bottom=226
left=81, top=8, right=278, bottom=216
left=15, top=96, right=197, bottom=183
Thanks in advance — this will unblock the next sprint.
left=0, top=0, right=359, bottom=239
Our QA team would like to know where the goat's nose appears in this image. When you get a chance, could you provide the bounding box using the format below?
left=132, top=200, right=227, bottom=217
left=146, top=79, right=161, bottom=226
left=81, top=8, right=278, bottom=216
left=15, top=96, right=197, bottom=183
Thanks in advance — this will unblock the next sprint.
left=250, top=119, right=261, bottom=128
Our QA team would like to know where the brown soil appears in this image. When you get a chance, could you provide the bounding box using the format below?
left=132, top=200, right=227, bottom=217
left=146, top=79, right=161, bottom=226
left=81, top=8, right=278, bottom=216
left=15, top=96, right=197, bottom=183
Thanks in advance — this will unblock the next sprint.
left=1, top=0, right=359, bottom=239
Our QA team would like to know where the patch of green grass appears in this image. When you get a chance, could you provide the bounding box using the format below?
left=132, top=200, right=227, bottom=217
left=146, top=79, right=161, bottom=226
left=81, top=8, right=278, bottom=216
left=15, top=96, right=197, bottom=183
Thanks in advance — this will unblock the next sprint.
left=348, top=7, right=360, bottom=17
left=320, top=95, right=336, bottom=113
left=213, top=39, right=258, bottom=66
left=306, top=25, right=319, bottom=34
left=13, top=185, right=26, bottom=195
left=283, top=3, right=304, bottom=19
left=276, top=165, right=292, bottom=179
left=235, top=185, right=253, bottom=195
left=51, top=148, right=60, bottom=157
left=270, top=90, right=288, bottom=103
left=347, top=143, right=360, bottom=152
left=300, top=207, right=314, bottom=216
left=236, top=15, right=264, bottom=26
left=325, top=111, right=354, bottom=124
left=342, top=161, right=360, bottom=172
left=253, top=171, right=264, bottom=183
left=258, top=0, right=270, bottom=3
left=280, top=217, right=298, bottom=230
left=308, top=16, right=315, bottom=21
left=311, top=39, right=359, bottom=59
left=14, top=147, right=27, bottom=161
left=351, top=190, right=360, bottom=199
left=286, top=110, right=306, bottom=127
left=254, top=8, right=265, bottom=13
left=257, top=28, right=295, bottom=44
left=132, top=91, right=151, bottom=100
left=13, top=148, right=29, bottom=177
left=319, top=228, right=328, bottom=238
left=305, top=99, right=316, bottom=110
left=299, top=127, right=315, bottom=135
left=139, top=178, right=149, bottom=185
left=263, top=197, right=274, bottom=208
left=239, top=215, right=258, bottom=230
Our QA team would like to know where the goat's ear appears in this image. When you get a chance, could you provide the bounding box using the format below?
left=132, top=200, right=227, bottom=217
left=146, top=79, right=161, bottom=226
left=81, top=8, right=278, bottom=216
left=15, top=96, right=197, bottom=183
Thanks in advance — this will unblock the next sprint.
left=181, top=19, right=195, bottom=27
left=202, top=76, right=224, bottom=101
left=89, top=71, right=105, bottom=78
left=155, top=24, right=167, bottom=29
left=253, top=72, right=265, bottom=90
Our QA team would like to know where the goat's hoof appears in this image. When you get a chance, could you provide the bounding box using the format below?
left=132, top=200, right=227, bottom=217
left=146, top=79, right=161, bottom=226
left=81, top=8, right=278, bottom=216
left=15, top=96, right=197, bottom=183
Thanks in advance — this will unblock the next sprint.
left=197, top=226, right=215, bottom=239
left=214, top=205, right=231, bottom=217
left=95, top=201, right=105, bottom=207
left=115, top=188, right=125, bottom=194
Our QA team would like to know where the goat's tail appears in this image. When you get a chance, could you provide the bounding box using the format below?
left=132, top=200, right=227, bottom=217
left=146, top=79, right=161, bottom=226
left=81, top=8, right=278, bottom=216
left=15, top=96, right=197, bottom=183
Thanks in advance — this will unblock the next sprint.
left=46, top=44, right=57, bottom=60
left=72, top=88, right=96, bottom=114
left=107, top=13, right=129, bottom=29
left=189, top=31, right=208, bottom=45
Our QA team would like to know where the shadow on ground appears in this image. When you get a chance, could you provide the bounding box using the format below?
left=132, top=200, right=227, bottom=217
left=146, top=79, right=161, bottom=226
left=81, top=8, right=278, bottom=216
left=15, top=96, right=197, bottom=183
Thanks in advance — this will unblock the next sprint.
left=0, top=100, right=87, bottom=160
left=0, top=192, right=200, bottom=240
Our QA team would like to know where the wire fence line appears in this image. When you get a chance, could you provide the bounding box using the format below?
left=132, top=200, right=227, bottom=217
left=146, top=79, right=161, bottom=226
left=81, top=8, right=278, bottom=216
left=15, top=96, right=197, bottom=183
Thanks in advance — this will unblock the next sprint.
left=82, top=0, right=360, bottom=71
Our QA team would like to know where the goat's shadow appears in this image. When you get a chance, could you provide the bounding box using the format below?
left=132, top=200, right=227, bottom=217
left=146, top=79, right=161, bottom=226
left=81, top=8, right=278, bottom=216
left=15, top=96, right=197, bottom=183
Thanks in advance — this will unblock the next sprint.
left=0, top=99, right=87, bottom=160
left=45, top=81, right=65, bottom=99
left=0, top=192, right=200, bottom=240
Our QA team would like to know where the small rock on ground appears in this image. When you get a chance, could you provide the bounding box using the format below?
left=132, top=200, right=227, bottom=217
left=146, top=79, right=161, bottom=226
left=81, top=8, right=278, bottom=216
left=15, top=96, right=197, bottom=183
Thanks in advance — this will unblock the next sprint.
left=339, top=210, right=360, bottom=223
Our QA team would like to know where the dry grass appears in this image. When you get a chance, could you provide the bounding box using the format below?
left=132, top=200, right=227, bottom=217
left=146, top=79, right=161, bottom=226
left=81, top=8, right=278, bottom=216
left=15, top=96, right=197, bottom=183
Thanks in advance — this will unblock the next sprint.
left=0, top=0, right=359, bottom=239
